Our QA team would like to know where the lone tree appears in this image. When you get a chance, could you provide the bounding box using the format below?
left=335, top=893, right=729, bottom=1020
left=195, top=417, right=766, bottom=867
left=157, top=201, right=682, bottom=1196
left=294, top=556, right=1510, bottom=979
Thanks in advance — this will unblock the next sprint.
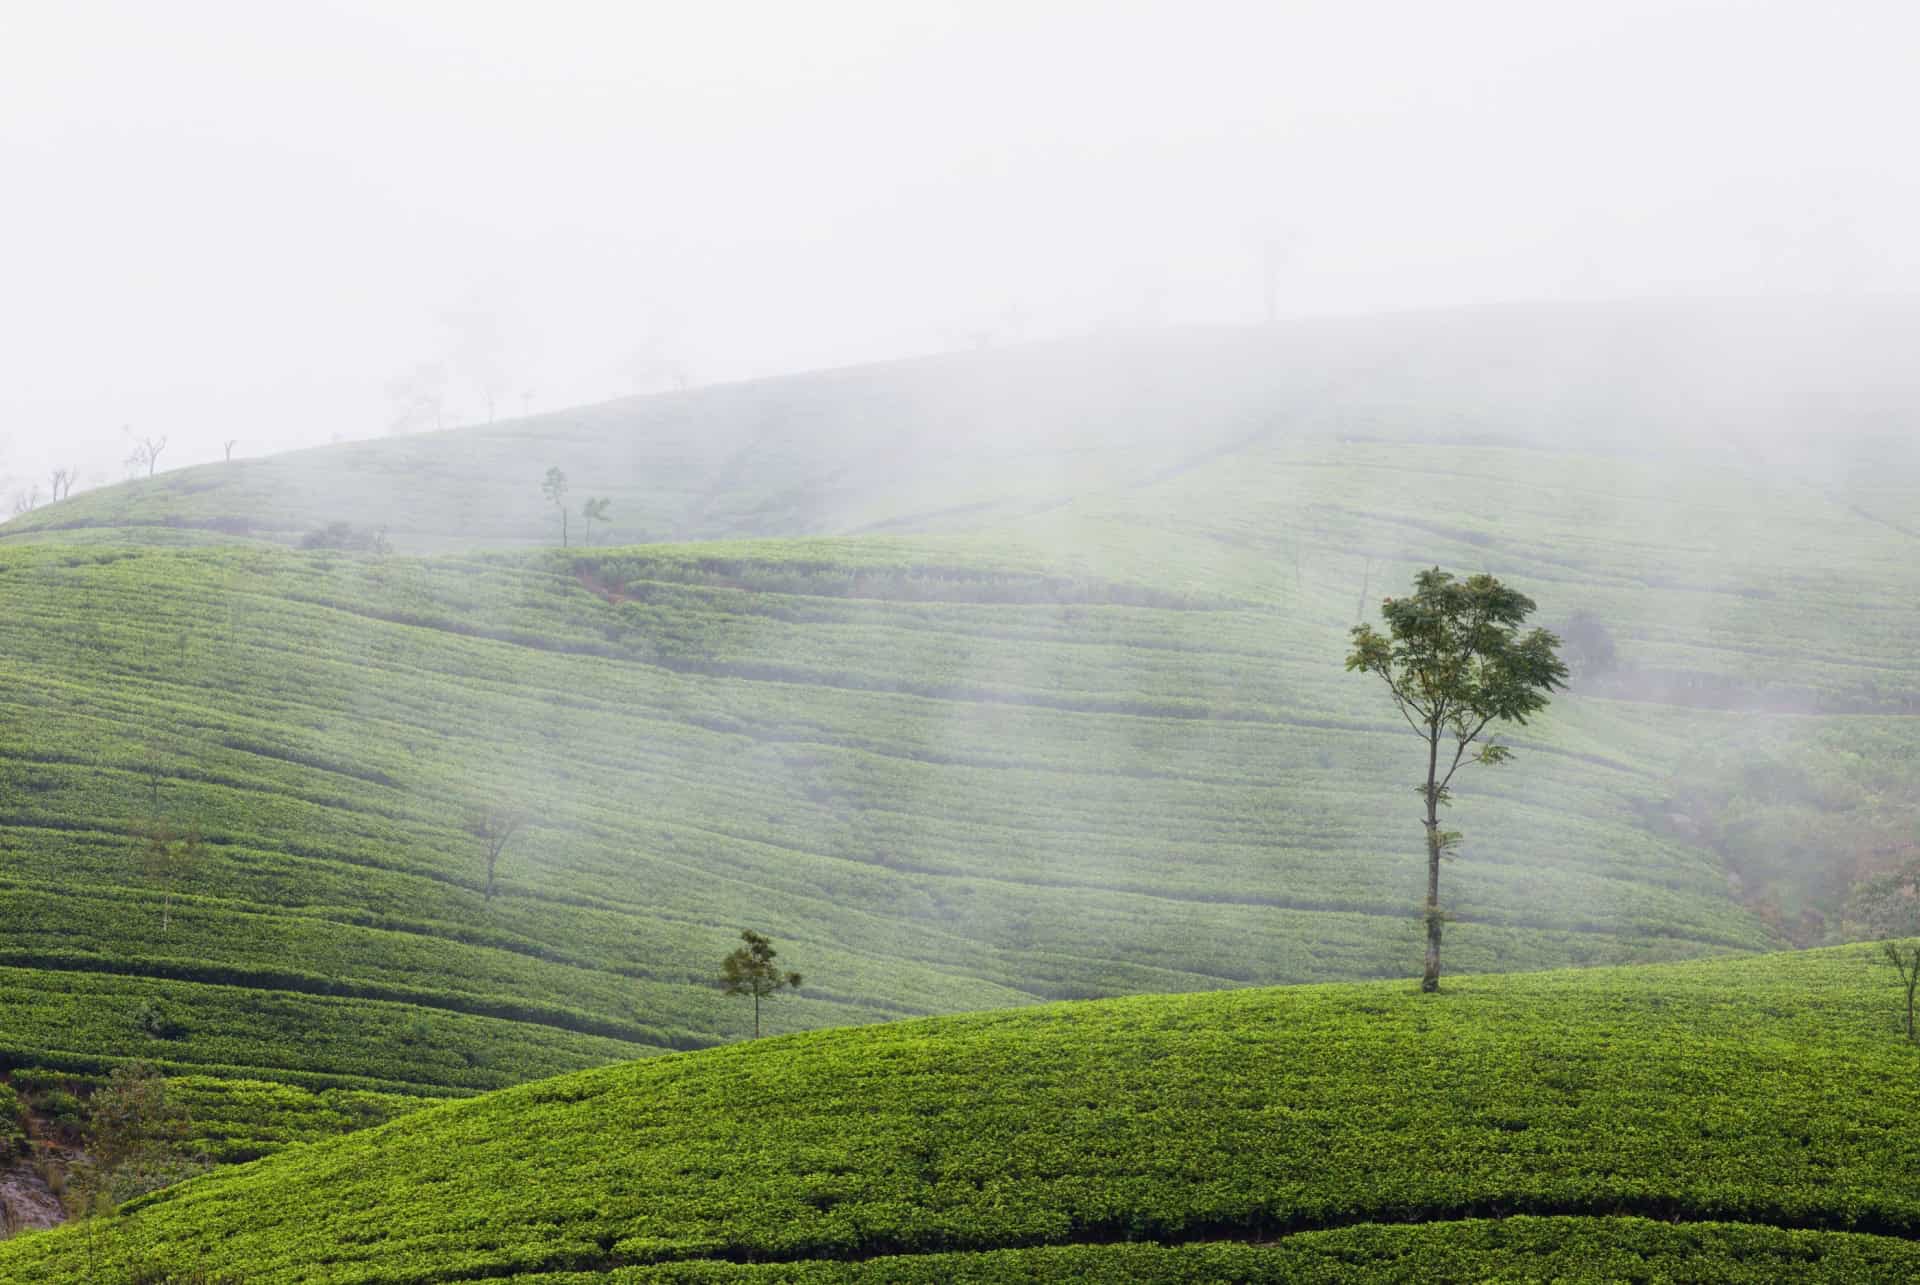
left=124, top=429, right=168, bottom=478
left=1849, top=861, right=1920, bottom=1041
left=1346, top=568, right=1567, bottom=992
left=466, top=808, right=525, bottom=904
left=135, top=819, right=204, bottom=935
left=581, top=496, right=610, bottom=546
left=542, top=467, right=570, bottom=546
left=720, top=930, right=801, bottom=1038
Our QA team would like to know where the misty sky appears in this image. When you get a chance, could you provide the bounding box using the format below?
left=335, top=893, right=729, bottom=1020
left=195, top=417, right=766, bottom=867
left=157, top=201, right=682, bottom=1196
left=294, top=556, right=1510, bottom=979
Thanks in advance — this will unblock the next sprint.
left=2, top=0, right=1915, bottom=491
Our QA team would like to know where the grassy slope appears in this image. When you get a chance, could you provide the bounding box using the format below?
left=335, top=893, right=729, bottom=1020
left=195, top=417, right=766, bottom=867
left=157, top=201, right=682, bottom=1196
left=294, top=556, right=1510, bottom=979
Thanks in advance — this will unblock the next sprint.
left=4, top=945, right=1919, bottom=1280
left=0, top=530, right=1780, bottom=1097
left=0, top=304, right=1916, bottom=1173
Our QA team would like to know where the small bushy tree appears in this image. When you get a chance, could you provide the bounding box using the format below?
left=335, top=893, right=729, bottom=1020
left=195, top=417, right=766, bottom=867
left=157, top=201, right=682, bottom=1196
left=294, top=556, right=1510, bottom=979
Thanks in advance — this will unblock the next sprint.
left=1849, top=861, right=1920, bottom=1041
left=720, top=930, right=801, bottom=1038
left=1559, top=609, right=1617, bottom=680
left=68, top=1062, right=203, bottom=1215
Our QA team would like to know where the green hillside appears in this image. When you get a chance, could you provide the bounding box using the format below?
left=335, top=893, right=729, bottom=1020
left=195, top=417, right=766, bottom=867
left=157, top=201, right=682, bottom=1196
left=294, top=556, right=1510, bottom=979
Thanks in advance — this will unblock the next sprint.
left=1, top=306, right=1917, bottom=1238
left=4, top=946, right=1919, bottom=1281
left=0, top=531, right=1785, bottom=1095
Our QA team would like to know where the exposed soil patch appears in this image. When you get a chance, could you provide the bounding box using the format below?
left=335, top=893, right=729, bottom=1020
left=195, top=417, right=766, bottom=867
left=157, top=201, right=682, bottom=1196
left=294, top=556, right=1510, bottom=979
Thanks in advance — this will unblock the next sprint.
left=0, top=1155, right=67, bottom=1235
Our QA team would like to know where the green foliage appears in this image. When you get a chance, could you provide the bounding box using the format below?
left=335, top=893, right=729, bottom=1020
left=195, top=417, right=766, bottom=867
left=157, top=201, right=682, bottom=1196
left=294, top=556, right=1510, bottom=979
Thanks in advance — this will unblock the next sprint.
left=3, top=947, right=1919, bottom=1279
left=0, top=1081, right=27, bottom=1161
left=0, top=408, right=1915, bottom=1206
left=299, top=522, right=391, bottom=555
left=0, top=538, right=1778, bottom=1113
left=1346, top=568, right=1567, bottom=746
left=480, top=1223, right=1920, bottom=1282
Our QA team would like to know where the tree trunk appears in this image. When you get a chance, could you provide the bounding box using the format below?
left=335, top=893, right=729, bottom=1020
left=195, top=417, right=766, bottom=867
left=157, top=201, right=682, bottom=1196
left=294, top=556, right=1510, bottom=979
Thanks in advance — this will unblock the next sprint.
left=561, top=511, right=568, bottom=549
left=753, top=991, right=761, bottom=1039
left=1422, top=727, right=1442, bottom=993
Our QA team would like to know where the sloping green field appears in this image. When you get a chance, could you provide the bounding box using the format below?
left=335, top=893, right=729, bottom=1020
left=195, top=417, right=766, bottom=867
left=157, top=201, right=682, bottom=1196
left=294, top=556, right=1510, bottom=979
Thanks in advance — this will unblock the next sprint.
left=0, top=531, right=1786, bottom=1098
left=1, top=311, right=1917, bottom=1249
left=4, top=945, right=1917, bottom=1281
left=2, top=417, right=1918, bottom=1104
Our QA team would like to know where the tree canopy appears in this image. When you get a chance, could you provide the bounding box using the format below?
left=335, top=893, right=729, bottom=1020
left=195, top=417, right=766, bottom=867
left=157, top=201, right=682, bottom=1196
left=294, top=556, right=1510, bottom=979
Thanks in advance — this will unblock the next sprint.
left=719, top=930, right=802, bottom=1038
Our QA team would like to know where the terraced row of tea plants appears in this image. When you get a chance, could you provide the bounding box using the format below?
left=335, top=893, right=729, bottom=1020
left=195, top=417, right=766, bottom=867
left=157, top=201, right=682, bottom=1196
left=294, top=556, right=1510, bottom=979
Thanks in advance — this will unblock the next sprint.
left=6, top=945, right=1917, bottom=1280
left=6, top=1067, right=425, bottom=1164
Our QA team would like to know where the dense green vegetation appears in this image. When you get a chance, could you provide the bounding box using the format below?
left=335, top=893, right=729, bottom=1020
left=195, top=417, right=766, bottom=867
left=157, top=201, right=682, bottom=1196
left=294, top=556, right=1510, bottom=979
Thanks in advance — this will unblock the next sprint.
left=4, top=946, right=1918, bottom=1280
left=2, top=406, right=1918, bottom=1102
left=0, top=530, right=1809, bottom=1100
left=0, top=312, right=1917, bottom=1254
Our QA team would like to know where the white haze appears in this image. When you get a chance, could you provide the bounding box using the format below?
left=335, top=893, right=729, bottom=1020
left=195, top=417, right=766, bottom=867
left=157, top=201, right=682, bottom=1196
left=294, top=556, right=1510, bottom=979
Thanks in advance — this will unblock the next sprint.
left=2, top=0, right=1917, bottom=492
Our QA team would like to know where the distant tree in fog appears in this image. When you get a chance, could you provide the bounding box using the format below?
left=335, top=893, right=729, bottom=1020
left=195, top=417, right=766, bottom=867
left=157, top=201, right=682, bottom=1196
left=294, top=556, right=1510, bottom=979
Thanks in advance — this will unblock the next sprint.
left=581, top=496, right=610, bottom=546
left=301, top=521, right=391, bottom=555
left=123, top=429, right=168, bottom=479
left=49, top=467, right=73, bottom=501
left=10, top=486, right=38, bottom=516
left=443, top=304, right=512, bottom=424
left=719, top=930, right=802, bottom=1039
left=385, top=364, right=447, bottom=434
left=542, top=467, right=570, bottom=547
left=222, top=439, right=238, bottom=462
left=467, top=808, right=525, bottom=904
left=1560, top=610, right=1617, bottom=679
left=1347, top=568, right=1567, bottom=993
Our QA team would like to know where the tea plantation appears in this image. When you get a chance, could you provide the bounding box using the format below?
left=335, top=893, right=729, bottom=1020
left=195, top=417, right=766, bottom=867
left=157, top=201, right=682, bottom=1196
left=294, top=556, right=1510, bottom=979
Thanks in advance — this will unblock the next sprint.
left=4, top=945, right=1918, bottom=1280
left=1, top=310, right=1918, bottom=1257
left=0, top=528, right=1813, bottom=1100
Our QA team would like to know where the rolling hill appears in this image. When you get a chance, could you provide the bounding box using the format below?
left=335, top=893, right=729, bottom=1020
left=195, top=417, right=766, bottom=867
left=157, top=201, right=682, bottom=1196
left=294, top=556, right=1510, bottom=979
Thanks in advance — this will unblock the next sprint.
left=0, top=299, right=1917, bottom=1221
left=2, top=945, right=1916, bottom=1280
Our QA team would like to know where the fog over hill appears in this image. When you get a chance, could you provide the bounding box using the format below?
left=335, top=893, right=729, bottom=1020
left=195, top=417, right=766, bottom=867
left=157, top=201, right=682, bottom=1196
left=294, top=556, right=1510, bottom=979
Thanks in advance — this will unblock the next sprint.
left=7, top=296, right=1918, bottom=553
left=8, top=3, right=1920, bottom=1272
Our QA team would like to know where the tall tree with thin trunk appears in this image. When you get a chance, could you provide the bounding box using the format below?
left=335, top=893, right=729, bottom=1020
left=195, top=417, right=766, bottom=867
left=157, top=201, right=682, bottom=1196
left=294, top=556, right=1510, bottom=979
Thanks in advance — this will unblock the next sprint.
left=719, top=930, right=802, bottom=1038
left=135, top=820, right=204, bottom=935
left=542, top=467, right=570, bottom=547
left=1346, top=568, right=1566, bottom=992
left=580, top=496, right=610, bottom=546
left=466, top=809, right=525, bottom=904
